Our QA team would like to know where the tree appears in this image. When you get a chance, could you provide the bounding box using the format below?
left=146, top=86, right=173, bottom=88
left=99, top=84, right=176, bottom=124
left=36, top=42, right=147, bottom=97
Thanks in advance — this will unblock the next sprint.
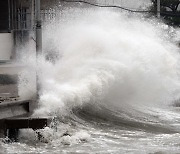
left=150, top=0, right=180, bottom=26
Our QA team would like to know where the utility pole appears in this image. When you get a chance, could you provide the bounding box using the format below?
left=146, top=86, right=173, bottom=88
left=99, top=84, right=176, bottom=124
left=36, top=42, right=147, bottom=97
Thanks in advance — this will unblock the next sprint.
left=36, top=0, right=42, bottom=55
left=157, top=0, right=160, bottom=18
left=35, top=0, right=42, bottom=99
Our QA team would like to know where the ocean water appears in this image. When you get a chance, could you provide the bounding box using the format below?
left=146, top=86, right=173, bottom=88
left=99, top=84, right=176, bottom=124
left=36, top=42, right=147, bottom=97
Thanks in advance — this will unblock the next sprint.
left=1, top=8, right=180, bottom=154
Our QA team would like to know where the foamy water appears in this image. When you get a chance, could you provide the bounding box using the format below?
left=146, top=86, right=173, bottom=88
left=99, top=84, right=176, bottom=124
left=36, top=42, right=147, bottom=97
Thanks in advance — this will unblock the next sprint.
left=37, top=10, right=180, bottom=116
left=1, top=8, right=180, bottom=154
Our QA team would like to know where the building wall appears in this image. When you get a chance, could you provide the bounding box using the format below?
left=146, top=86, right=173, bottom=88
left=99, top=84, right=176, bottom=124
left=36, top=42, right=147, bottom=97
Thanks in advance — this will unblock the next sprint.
left=0, top=33, right=13, bottom=60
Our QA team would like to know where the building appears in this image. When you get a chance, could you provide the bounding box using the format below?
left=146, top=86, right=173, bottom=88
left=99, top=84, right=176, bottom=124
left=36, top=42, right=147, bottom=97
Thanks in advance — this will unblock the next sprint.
left=0, top=0, right=99, bottom=62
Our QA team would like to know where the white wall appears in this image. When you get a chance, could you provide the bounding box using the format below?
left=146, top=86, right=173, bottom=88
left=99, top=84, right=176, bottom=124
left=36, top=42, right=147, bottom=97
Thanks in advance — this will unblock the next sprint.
left=0, top=33, right=13, bottom=60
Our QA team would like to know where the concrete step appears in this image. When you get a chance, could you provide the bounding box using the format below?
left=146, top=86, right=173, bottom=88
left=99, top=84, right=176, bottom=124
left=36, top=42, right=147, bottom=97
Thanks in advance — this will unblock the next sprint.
left=0, top=62, right=25, bottom=74
left=0, top=115, right=56, bottom=142
left=0, top=116, right=53, bottom=129
left=0, top=100, right=30, bottom=119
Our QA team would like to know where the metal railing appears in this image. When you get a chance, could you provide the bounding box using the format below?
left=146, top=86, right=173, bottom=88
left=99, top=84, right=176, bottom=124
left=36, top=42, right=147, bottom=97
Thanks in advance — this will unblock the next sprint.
left=9, top=0, right=57, bottom=46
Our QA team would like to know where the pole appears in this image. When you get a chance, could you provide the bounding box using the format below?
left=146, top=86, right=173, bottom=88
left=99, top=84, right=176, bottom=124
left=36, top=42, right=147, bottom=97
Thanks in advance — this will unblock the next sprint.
left=35, top=0, right=42, bottom=99
left=31, top=0, right=35, bottom=29
left=157, top=0, right=160, bottom=18
left=8, top=0, right=11, bottom=32
left=36, top=0, right=42, bottom=55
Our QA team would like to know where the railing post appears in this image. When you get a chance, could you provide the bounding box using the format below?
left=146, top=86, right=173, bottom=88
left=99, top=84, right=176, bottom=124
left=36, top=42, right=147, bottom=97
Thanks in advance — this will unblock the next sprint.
left=157, top=0, right=160, bottom=18
left=36, top=0, right=42, bottom=55
left=35, top=0, right=42, bottom=99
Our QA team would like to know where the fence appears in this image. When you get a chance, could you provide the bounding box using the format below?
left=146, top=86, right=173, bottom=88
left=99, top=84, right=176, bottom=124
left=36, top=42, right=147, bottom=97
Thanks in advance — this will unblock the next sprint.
left=9, top=0, right=58, bottom=50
